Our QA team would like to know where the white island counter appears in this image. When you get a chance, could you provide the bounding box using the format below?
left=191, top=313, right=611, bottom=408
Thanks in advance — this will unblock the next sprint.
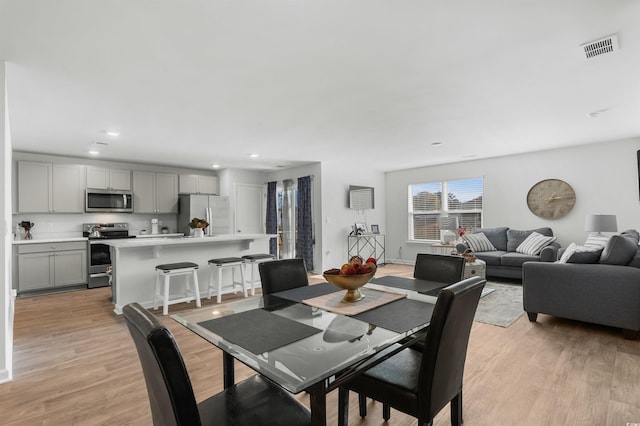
left=104, top=234, right=275, bottom=314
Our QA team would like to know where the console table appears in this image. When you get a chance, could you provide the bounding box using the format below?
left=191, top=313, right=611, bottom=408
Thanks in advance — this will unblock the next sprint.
left=348, top=234, right=385, bottom=265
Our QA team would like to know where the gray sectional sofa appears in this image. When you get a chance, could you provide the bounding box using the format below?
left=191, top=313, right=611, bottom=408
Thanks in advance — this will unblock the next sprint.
left=523, top=229, right=640, bottom=339
left=456, top=227, right=560, bottom=279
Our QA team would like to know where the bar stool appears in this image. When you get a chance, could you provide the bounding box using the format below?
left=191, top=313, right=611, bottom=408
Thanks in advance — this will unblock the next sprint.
left=242, top=253, right=276, bottom=296
left=207, top=257, right=248, bottom=303
left=153, top=262, right=201, bottom=316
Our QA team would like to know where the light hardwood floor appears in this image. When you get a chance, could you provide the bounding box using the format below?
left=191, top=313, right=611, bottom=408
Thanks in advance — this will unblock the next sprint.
left=2, top=263, right=639, bottom=425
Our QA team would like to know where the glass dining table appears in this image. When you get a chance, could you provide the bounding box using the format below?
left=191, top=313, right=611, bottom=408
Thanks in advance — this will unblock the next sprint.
left=171, top=278, right=440, bottom=425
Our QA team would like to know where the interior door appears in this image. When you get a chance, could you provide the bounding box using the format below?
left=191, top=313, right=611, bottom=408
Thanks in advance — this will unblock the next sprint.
left=235, top=184, right=264, bottom=234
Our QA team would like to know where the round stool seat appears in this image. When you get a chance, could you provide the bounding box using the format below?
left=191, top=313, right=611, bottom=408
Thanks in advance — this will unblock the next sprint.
left=242, top=254, right=275, bottom=261
left=208, top=257, right=244, bottom=265
left=156, top=262, right=199, bottom=271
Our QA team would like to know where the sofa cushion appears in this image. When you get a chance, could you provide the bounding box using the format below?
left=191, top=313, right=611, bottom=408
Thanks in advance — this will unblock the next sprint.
left=472, top=227, right=509, bottom=251
left=474, top=250, right=507, bottom=266
left=501, top=252, right=539, bottom=267
left=600, top=234, right=638, bottom=265
left=626, top=251, right=640, bottom=268
left=516, top=232, right=557, bottom=255
left=464, top=233, right=497, bottom=252
left=506, top=227, right=553, bottom=252
left=558, top=242, right=603, bottom=264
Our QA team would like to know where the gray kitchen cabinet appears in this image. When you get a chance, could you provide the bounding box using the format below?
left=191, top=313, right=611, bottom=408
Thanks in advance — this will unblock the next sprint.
left=133, top=171, right=178, bottom=213
left=179, top=174, right=219, bottom=195
left=16, top=241, right=87, bottom=293
left=18, top=161, right=84, bottom=213
left=86, top=166, right=131, bottom=190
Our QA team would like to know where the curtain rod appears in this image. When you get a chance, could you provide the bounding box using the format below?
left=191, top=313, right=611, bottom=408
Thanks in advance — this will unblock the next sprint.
left=265, top=174, right=314, bottom=184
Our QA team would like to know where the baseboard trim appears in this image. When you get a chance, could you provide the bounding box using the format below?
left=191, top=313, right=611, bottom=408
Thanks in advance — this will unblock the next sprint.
left=0, top=368, right=11, bottom=384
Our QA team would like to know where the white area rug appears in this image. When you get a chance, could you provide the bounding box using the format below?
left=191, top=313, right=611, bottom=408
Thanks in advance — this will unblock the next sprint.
left=474, top=282, right=524, bottom=327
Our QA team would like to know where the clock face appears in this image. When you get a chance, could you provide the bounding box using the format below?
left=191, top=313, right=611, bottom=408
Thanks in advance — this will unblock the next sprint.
left=526, top=179, right=576, bottom=219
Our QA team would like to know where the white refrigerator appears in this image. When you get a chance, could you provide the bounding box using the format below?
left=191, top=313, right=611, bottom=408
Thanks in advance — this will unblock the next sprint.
left=177, top=194, right=232, bottom=236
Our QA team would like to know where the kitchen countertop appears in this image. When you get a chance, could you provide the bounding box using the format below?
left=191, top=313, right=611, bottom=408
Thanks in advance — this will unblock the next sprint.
left=135, top=233, right=184, bottom=238
left=102, top=234, right=275, bottom=248
left=13, top=237, right=88, bottom=245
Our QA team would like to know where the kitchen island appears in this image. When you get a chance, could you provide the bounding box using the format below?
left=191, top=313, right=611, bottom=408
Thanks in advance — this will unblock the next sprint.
left=103, top=234, right=274, bottom=314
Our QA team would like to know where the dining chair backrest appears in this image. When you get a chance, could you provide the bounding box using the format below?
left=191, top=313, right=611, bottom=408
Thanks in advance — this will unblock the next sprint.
left=413, top=253, right=465, bottom=283
left=417, top=276, right=485, bottom=422
left=258, top=258, right=309, bottom=296
left=123, top=303, right=200, bottom=426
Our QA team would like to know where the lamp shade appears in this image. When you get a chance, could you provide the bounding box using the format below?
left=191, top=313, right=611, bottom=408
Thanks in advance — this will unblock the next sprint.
left=584, top=214, right=617, bottom=233
left=440, top=216, right=459, bottom=231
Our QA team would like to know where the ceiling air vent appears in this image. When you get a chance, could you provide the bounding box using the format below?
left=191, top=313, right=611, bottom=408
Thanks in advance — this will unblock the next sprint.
left=580, top=34, right=619, bottom=59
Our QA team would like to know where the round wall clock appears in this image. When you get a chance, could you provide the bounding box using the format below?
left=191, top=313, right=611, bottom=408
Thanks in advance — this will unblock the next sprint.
left=526, top=179, right=576, bottom=219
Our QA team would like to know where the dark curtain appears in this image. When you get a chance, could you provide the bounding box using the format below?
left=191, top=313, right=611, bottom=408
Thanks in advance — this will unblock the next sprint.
left=296, top=176, right=313, bottom=270
left=266, top=181, right=278, bottom=257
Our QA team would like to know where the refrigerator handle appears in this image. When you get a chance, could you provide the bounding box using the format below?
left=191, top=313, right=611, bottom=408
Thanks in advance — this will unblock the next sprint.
left=206, top=207, right=212, bottom=236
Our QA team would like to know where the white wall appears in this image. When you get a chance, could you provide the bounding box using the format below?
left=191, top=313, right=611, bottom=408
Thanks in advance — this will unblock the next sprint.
left=1, top=61, right=12, bottom=383
left=385, top=137, right=640, bottom=264
left=320, top=159, right=386, bottom=272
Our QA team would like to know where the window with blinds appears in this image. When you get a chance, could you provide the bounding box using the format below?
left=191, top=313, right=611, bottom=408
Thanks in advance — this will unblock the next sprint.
left=408, top=177, right=483, bottom=241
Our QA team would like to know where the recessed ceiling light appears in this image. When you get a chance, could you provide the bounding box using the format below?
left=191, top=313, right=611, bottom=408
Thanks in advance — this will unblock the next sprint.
left=249, top=153, right=259, bottom=158
left=586, top=108, right=609, bottom=118
left=88, top=141, right=108, bottom=155
left=212, top=164, right=220, bottom=168
left=431, top=142, right=443, bottom=147
left=105, top=131, right=120, bottom=137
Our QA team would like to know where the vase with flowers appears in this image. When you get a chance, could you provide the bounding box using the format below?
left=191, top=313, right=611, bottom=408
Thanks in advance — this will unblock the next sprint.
left=188, top=218, right=209, bottom=238
left=457, top=226, right=466, bottom=242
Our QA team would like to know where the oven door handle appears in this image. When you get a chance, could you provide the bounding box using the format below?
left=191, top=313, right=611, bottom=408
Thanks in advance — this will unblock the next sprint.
left=89, top=272, right=111, bottom=278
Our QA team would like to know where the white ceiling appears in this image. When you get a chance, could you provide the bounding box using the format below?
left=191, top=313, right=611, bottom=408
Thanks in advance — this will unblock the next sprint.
left=1, top=0, right=639, bottom=172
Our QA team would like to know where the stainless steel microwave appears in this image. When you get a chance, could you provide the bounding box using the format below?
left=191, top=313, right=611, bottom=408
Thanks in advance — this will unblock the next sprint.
left=85, top=189, right=133, bottom=213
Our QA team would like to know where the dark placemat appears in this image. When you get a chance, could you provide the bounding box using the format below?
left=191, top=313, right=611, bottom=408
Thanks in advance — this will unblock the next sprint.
left=370, top=276, right=447, bottom=295
left=198, top=309, right=321, bottom=354
left=353, top=298, right=435, bottom=333
left=270, top=282, right=340, bottom=303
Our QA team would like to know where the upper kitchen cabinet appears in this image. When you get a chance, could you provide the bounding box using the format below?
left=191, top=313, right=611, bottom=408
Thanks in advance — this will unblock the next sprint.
left=18, top=161, right=85, bottom=213
left=179, top=174, right=219, bottom=195
left=86, top=166, right=131, bottom=190
left=133, top=171, right=178, bottom=214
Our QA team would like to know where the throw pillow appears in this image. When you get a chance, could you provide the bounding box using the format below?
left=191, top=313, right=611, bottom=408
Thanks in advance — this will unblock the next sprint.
left=507, top=228, right=554, bottom=252
left=464, top=233, right=497, bottom=252
left=558, top=242, right=603, bottom=264
left=516, top=231, right=557, bottom=256
left=473, top=227, right=509, bottom=251
left=600, top=234, right=638, bottom=265
left=584, top=234, right=610, bottom=249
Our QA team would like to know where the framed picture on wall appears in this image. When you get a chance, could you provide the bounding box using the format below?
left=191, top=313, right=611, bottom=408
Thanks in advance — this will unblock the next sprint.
left=371, top=224, right=380, bottom=234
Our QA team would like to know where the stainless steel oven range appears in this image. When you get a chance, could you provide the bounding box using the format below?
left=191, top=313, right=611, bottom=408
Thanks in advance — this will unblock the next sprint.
left=83, top=223, right=135, bottom=288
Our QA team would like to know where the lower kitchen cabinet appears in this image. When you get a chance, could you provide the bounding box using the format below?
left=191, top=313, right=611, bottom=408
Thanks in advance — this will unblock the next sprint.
left=16, top=242, right=87, bottom=293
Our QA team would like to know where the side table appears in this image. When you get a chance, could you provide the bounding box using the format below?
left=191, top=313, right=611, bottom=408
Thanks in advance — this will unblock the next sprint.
left=430, top=243, right=456, bottom=255
left=463, top=259, right=486, bottom=279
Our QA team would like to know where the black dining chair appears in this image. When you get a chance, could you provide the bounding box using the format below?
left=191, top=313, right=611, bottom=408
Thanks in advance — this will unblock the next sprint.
left=414, top=252, right=465, bottom=283
left=258, top=258, right=309, bottom=297
left=123, top=303, right=311, bottom=426
left=337, top=276, right=485, bottom=426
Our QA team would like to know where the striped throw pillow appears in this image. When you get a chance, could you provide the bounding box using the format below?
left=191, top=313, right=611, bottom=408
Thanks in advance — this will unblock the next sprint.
left=584, top=234, right=610, bottom=248
left=464, top=233, right=497, bottom=252
left=516, top=231, right=557, bottom=255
